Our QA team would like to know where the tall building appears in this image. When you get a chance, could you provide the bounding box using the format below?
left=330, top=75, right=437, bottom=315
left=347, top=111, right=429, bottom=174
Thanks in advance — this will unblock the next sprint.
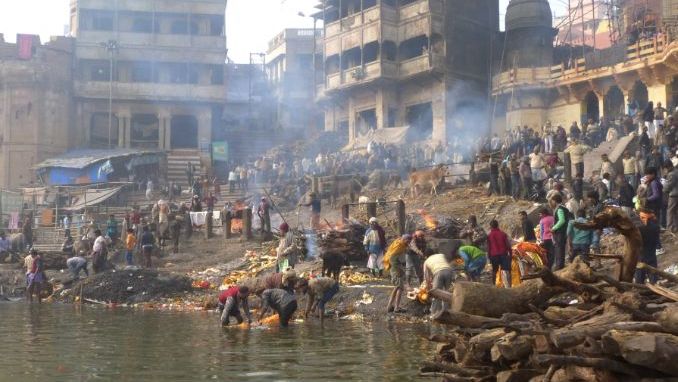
left=492, top=0, right=678, bottom=135
left=315, top=0, right=499, bottom=144
left=0, top=35, right=76, bottom=189
left=266, top=28, right=324, bottom=134
left=69, top=0, right=228, bottom=181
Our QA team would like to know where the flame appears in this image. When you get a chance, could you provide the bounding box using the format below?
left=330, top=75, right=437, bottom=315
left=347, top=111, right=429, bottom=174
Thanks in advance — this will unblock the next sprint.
left=417, top=209, right=439, bottom=230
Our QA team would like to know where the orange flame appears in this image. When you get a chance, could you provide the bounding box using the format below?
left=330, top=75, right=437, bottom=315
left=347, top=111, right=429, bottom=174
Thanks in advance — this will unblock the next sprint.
left=417, top=209, right=439, bottom=230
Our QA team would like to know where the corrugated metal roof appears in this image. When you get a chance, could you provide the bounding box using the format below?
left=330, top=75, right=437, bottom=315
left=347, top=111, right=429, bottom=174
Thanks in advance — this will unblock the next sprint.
left=34, top=149, right=162, bottom=170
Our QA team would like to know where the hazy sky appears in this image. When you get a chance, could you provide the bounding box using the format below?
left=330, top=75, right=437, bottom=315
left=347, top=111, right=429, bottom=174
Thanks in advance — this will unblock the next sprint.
left=0, top=0, right=568, bottom=63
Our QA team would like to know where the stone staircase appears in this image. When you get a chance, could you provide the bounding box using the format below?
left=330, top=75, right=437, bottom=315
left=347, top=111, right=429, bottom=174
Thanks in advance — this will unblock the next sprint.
left=167, top=149, right=202, bottom=188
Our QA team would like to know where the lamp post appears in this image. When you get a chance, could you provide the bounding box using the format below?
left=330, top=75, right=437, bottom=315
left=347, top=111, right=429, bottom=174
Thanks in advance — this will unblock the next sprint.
left=101, top=40, right=119, bottom=149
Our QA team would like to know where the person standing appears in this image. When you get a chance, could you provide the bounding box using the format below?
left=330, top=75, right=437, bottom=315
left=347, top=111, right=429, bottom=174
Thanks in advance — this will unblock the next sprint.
left=92, top=229, right=108, bottom=274
left=643, top=101, right=655, bottom=139
left=460, top=215, right=487, bottom=251
left=519, top=158, right=533, bottom=199
left=106, top=214, right=118, bottom=245
left=564, top=139, right=591, bottom=178
left=622, top=151, right=638, bottom=191
left=423, top=250, right=456, bottom=318
left=635, top=209, right=661, bottom=284
left=617, top=174, right=636, bottom=216
left=385, top=235, right=410, bottom=314
left=300, top=192, right=322, bottom=230
left=364, top=217, right=386, bottom=277
left=140, top=226, right=155, bottom=268
left=218, top=285, right=252, bottom=326
left=61, top=230, right=75, bottom=257
left=22, top=214, right=33, bottom=250
left=276, top=223, right=297, bottom=271
left=406, top=230, right=427, bottom=287
left=567, top=209, right=593, bottom=262
left=538, top=208, right=555, bottom=268
left=125, top=228, right=137, bottom=265
left=529, top=147, right=546, bottom=186
left=572, top=173, right=584, bottom=202
left=519, top=211, right=536, bottom=242
left=26, top=249, right=45, bottom=303
left=487, top=220, right=512, bottom=288
left=228, top=170, right=237, bottom=193
left=258, top=288, right=298, bottom=328
left=664, top=161, right=678, bottom=233
left=257, top=197, right=271, bottom=234
left=549, top=194, right=570, bottom=271
left=509, top=154, right=521, bottom=199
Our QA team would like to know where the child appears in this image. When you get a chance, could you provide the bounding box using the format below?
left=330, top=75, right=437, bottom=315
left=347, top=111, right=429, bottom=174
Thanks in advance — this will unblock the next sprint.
left=125, top=228, right=136, bottom=265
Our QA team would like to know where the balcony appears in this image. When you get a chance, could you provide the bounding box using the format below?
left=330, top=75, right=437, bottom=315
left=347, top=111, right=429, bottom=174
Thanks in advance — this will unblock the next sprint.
left=325, top=60, right=399, bottom=91
left=399, top=53, right=444, bottom=77
left=77, top=31, right=225, bottom=50
left=324, top=5, right=396, bottom=39
left=399, top=0, right=431, bottom=20
left=74, top=81, right=226, bottom=103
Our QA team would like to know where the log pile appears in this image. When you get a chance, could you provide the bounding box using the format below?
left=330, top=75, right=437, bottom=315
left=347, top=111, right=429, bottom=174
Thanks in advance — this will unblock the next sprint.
left=314, top=224, right=367, bottom=262
left=421, top=258, right=678, bottom=381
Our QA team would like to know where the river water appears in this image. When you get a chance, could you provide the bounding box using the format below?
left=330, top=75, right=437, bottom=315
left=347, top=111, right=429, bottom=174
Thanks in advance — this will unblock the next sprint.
left=0, top=303, right=436, bottom=382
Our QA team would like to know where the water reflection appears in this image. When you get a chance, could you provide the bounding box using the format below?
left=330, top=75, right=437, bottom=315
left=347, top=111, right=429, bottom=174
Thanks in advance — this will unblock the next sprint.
left=0, top=303, right=435, bottom=382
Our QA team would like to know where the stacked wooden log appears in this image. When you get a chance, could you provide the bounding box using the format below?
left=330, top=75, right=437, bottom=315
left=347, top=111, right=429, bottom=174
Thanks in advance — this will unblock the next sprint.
left=421, top=258, right=678, bottom=382
left=315, top=224, right=367, bottom=262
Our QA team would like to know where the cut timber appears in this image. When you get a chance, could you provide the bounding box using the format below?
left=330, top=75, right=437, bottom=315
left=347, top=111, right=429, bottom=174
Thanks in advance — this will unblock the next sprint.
left=532, top=354, right=640, bottom=377
left=550, top=317, right=666, bottom=349
left=419, top=361, right=489, bottom=378
left=657, top=304, right=678, bottom=335
left=573, top=206, right=642, bottom=282
left=451, top=258, right=596, bottom=317
left=550, top=366, right=617, bottom=382
left=601, top=330, right=678, bottom=376
left=433, top=309, right=504, bottom=328
left=495, top=369, right=541, bottom=382
left=462, top=328, right=506, bottom=365
left=646, top=284, right=678, bottom=303
left=490, top=332, right=534, bottom=362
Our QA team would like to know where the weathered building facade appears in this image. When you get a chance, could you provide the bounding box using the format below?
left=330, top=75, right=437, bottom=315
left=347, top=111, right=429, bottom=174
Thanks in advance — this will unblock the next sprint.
left=492, top=0, right=678, bottom=134
left=0, top=35, right=76, bottom=189
left=267, top=28, right=324, bottom=134
left=69, top=0, right=228, bottom=178
left=315, top=0, right=498, bottom=144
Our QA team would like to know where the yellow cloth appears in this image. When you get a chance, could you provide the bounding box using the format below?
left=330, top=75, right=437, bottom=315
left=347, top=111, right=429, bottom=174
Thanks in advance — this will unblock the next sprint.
left=126, top=234, right=137, bottom=251
left=424, top=254, right=452, bottom=275
left=383, top=238, right=408, bottom=271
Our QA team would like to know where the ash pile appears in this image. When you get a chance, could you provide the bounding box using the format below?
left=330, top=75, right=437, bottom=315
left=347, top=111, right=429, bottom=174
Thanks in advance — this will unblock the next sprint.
left=59, top=269, right=192, bottom=304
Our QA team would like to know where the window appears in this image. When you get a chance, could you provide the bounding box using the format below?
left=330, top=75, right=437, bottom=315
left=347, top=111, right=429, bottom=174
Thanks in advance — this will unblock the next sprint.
left=188, top=65, right=199, bottom=84
left=90, top=113, right=119, bottom=148
left=211, top=65, right=224, bottom=85
left=90, top=61, right=110, bottom=81
left=210, top=16, right=224, bottom=36
left=171, top=19, right=188, bottom=34
left=132, top=17, right=153, bottom=33
left=92, top=13, right=114, bottom=31
left=168, top=63, right=188, bottom=83
left=297, top=54, right=313, bottom=71
left=132, top=62, right=153, bottom=82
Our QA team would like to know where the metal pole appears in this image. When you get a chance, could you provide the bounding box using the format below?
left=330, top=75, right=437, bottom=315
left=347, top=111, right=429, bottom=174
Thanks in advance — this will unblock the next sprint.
left=108, top=49, right=114, bottom=149
left=592, top=0, right=596, bottom=49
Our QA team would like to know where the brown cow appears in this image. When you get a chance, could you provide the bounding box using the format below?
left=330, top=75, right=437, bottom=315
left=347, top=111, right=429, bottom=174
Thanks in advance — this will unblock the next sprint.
left=409, top=164, right=447, bottom=197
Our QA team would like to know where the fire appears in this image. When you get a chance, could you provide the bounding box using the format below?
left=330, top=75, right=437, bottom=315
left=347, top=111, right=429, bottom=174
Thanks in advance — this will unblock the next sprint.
left=417, top=209, right=439, bottom=230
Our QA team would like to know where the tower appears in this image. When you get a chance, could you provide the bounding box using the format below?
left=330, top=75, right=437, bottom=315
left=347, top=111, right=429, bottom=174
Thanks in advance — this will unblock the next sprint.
left=503, top=0, right=556, bottom=70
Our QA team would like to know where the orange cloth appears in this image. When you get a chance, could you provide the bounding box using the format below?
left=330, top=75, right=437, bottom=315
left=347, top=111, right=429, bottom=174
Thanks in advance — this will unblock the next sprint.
left=640, top=211, right=656, bottom=225
left=126, top=234, right=137, bottom=251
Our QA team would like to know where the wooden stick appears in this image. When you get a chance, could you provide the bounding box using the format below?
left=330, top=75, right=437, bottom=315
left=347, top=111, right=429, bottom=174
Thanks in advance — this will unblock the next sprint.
left=637, top=262, right=678, bottom=284
left=646, top=284, right=678, bottom=302
left=262, top=188, right=288, bottom=226
left=543, top=365, right=558, bottom=382
left=528, top=303, right=569, bottom=326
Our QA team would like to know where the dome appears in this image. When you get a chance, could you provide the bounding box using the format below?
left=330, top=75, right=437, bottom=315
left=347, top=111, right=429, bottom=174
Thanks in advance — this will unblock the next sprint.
left=505, top=0, right=553, bottom=31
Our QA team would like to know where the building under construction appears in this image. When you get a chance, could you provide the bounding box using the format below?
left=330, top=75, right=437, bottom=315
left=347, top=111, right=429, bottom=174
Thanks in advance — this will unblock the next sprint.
left=313, top=0, right=498, bottom=145
left=492, top=0, right=678, bottom=132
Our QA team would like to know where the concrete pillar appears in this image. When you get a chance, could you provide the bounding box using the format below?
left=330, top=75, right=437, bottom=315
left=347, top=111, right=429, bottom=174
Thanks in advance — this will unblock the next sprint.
left=158, top=111, right=170, bottom=150
left=432, top=85, right=446, bottom=143
left=123, top=114, right=132, bottom=148
left=348, top=97, right=356, bottom=142
left=598, top=95, right=605, bottom=121
left=376, top=88, right=389, bottom=129
left=117, top=114, right=125, bottom=147
left=647, top=83, right=669, bottom=109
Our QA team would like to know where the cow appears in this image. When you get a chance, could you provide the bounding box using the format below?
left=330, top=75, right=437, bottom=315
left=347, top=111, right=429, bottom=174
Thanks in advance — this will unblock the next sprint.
left=320, top=251, right=350, bottom=281
left=409, top=164, right=447, bottom=197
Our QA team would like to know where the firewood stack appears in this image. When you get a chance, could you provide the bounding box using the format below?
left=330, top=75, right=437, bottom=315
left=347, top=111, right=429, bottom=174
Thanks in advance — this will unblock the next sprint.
left=315, top=223, right=367, bottom=262
left=421, top=258, right=678, bottom=382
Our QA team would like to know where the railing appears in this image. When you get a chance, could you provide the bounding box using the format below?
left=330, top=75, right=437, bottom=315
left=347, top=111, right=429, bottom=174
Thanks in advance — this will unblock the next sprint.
left=324, top=4, right=397, bottom=38
left=74, top=81, right=226, bottom=102
left=493, top=34, right=671, bottom=90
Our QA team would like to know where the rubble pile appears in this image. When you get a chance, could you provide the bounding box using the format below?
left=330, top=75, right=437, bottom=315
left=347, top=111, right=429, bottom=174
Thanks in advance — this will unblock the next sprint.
left=59, top=269, right=192, bottom=304
left=421, top=257, right=678, bottom=382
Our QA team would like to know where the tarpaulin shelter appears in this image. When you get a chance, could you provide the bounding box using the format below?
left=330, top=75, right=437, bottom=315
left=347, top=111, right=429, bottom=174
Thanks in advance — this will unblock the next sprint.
left=33, top=149, right=163, bottom=186
left=63, top=187, right=124, bottom=211
left=343, top=126, right=411, bottom=151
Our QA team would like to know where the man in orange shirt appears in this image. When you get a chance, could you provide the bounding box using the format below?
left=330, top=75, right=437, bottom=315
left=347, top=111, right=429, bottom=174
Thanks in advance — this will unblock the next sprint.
left=125, top=228, right=136, bottom=265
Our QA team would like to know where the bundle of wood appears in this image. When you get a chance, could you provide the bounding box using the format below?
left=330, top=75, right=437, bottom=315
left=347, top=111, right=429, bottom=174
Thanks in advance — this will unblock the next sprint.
left=421, top=258, right=678, bottom=382
left=316, top=224, right=367, bottom=262
left=425, top=217, right=465, bottom=239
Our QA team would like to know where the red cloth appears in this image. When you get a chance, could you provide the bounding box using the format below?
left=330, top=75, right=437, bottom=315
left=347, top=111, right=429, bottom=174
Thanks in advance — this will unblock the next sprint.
left=487, top=228, right=510, bottom=257
left=218, top=286, right=240, bottom=304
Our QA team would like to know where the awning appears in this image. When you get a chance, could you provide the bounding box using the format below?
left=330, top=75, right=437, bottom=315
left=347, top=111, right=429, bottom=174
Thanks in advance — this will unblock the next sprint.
left=64, top=187, right=123, bottom=211
left=343, top=126, right=411, bottom=151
